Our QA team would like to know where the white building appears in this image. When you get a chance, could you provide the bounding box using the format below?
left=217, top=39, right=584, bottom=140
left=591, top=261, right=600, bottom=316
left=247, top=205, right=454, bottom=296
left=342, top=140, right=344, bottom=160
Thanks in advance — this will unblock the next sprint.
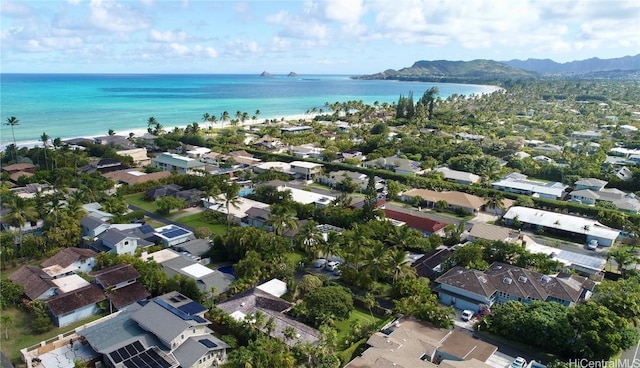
left=491, top=173, right=567, bottom=200
left=152, top=153, right=206, bottom=174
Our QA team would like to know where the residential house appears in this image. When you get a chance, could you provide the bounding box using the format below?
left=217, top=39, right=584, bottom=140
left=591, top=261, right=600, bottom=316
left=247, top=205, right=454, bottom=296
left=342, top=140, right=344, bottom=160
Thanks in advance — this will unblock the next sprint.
left=146, top=184, right=183, bottom=201
left=575, top=178, right=608, bottom=191
left=80, top=158, right=126, bottom=174
left=336, top=150, right=366, bottom=163
left=616, top=166, right=634, bottom=181
left=401, top=188, right=485, bottom=214
left=531, top=143, right=563, bottom=153
left=8, top=265, right=57, bottom=300
left=142, top=249, right=234, bottom=295
left=175, top=188, right=205, bottom=206
left=90, top=227, right=154, bottom=255
left=152, top=153, right=206, bottom=174
left=154, top=225, right=193, bottom=247
left=203, top=196, right=270, bottom=225
left=290, top=161, right=323, bottom=181
left=434, top=167, right=481, bottom=185
left=102, top=169, right=171, bottom=186
left=491, top=173, right=568, bottom=200
left=289, top=144, right=324, bottom=159
left=435, top=262, right=595, bottom=313
left=116, top=148, right=151, bottom=167
left=503, top=206, right=620, bottom=246
left=242, top=206, right=272, bottom=229
left=184, top=145, right=211, bottom=159
left=93, top=135, right=136, bottom=149
left=216, top=279, right=320, bottom=346
left=82, top=202, right=115, bottom=222
left=317, top=170, right=384, bottom=192
left=570, top=180, right=640, bottom=214
left=174, top=239, right=213, bottom=261
left=272, top=183, right=335, bottom=207
left=46, top=284, right=106, bottom=327
left=346, top=317, right=496, bottom=368
left=280, top=125, right=313, bottom=134
left=0, top=208, right=44, bottom=234
left=253, top=136, right=285, bottom=152
left=91, top=263, right=150, bottom=311
left=411, top=248, right=454, bottom=279
left=382, top=205, right=448, bottom=236
left=80, top=216, right=143, bottom=240
left=252, top=161, right=293, bottom=176
left=40, top=248, right=98, bottom=279
left=467, top=223, right=516, bottom=243
left=455, top=132, right=486, bottom=142
left=363, top=156, right=424, bottom=176
left=80, top=291, right=229, bottom=368
left=2, top=163, right=36, bottom=183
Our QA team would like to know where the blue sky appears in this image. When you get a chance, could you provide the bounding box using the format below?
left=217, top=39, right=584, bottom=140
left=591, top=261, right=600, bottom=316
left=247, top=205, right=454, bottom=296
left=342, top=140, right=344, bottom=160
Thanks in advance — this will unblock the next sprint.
left=1, top=0, right=638, bottom=74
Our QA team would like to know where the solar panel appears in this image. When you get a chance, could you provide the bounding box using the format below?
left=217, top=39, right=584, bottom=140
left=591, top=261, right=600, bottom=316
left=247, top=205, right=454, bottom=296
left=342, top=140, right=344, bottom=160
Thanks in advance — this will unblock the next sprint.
left=199, top=339, right=218, bottom=349
left=133, top=341, right=144, bottom=352
left=139, top=225, right=154, bottom=234
left=109, top=351, right=124, bottom=364
left=117, top=346, right=131, bottom=360
left=163, top=228, right=189, bottom=239
left=131, top=356, right=146, bottom=368
left=123, top=360, right=137, bottom=368
left=178, top=301, right=207, bottom=315
left=125, top=344, right=137, bottom=357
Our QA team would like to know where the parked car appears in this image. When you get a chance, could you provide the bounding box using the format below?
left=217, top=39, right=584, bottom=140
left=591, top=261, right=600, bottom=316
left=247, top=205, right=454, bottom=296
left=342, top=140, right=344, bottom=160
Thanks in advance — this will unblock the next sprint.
left=511, top=357, right=527, bottom=368
left=587, top=239, right=598, bottom=250
left=313, top=259, right=327, bottom=268
left=461, top=310, right=474, bottom=321
left=326, top=261, right=341, bottom=272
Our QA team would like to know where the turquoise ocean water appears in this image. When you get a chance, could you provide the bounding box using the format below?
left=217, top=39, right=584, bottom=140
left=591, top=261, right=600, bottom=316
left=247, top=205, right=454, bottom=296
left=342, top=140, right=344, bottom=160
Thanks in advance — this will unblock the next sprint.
left=0, top=74, right=497, bottom=148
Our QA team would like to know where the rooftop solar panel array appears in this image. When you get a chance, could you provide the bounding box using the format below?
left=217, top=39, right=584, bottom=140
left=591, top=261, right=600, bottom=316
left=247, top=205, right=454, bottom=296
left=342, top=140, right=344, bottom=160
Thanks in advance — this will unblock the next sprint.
left=178, top=301, right=207, bottom=315
left=138, top=225, right=155, bottom=234
left=198, top=339, right=218, bottom=349
left=160, top=228, right=189, bottom=239
left=109, top=342, right=174, bottom=368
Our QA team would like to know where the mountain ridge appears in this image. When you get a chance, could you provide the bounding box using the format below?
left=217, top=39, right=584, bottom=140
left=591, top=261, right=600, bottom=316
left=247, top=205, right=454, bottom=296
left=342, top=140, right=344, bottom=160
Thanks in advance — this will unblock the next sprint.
left=503, top=54, right=640, bottom=74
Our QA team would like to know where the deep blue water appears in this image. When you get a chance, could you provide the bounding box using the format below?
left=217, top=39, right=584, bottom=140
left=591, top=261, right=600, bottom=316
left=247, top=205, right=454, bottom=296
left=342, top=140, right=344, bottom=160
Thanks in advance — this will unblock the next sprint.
left=0, top=74, right=498, bottom=147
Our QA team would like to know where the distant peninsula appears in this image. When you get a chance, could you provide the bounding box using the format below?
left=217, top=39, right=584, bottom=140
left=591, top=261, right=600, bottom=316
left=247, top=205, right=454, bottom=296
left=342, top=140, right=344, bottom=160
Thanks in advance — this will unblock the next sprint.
left=287, top=72, right=298, bottom=77
left=260, top=71, right=272, bottom=77
left=354, top=59, right=536, bottom=84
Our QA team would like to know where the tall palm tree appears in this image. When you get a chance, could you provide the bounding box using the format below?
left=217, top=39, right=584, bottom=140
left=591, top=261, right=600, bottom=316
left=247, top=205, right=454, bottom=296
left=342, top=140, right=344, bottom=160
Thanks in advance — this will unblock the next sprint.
left=322, top=231, right=342, bottom=260
left=147, top=116, right=157, bottom=133
left=607, top=248, right=637, bottom=277
left=267, top=205, right=298, bottom=237
left=222, top=182, right=242, bottom=231
left=5, top=116, right=19, bottom=161
left=484, top=193, right=505, bottom=216
left=295, top=220, right=323, bottom=259
left=220, top=111, right=230, bottom=128
left=387, top=247, right=415, bottom=283
left=40, top=132, right=50, bottom=171
left=3, top=196, right=39, bottom=245
left=345, top=224, right=369, bottom=272
left=364, top=241, right=390, bottom=282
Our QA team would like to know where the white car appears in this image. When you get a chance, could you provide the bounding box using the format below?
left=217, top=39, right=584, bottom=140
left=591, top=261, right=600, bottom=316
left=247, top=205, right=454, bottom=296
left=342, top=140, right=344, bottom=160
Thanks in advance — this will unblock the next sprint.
left=461, top=310, right=474, bottom=321
left=511, top=357, right=527, bottom=368
left=587, top=239, right=598, bottom=250
left=326, top=261, right=341, bottom=272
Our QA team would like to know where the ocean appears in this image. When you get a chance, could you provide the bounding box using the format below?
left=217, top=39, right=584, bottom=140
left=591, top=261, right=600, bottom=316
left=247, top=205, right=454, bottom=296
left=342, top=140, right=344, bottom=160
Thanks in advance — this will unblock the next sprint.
left=0, top=74, right=498, bottom=148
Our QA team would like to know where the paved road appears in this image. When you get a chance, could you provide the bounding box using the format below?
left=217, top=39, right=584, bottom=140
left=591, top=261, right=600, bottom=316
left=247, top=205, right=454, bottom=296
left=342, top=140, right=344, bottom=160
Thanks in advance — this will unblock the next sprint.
left=128, top=204, right=196, bottom=232
left=619, top=331, right=640, bottom=368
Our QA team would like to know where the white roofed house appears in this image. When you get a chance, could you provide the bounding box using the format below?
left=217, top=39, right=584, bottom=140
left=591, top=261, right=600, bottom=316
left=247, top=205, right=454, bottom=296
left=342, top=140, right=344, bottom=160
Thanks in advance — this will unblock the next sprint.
left=154, top=225, right=194, bottom=247
left=152, top=153, right=206, bottom=175
left=503, top=206, right=620, bottom=247
left=91, top=228, right=154, bottom=255
left=570, top=178, right=640, bottom=214
left=116, top=148, right=151, bottom=167
left=290, top=161, right=323, bottom=181
left=435, top=167, right=481, bottom=185
left=491, top=173, right=568, bottom=200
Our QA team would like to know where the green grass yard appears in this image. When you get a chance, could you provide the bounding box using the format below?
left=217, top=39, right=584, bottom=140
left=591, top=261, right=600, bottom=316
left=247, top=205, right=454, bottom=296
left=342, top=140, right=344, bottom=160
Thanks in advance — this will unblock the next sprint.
left=174, top=213, right=227, bottom=236
left=123, top=193, right=159, bottom=213
left=0, top=308, right=106, bottom=364
left=335, top=308, right=384, bottom=346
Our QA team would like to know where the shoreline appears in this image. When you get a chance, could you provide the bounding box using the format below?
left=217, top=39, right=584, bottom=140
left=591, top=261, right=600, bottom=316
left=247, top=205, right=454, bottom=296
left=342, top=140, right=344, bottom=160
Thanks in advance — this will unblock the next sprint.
left=3, top=113, right=312, bottom=151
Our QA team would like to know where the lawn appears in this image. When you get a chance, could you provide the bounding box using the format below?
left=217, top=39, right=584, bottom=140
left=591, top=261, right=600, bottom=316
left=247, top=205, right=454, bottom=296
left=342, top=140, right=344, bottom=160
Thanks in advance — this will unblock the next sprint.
left=0, top=307, right=106, bottom=364
left=124, top=193, right=159, bottom=213
left=174, top=213, right=227, bottom=237
left=335, top=308, right=384, bottom=346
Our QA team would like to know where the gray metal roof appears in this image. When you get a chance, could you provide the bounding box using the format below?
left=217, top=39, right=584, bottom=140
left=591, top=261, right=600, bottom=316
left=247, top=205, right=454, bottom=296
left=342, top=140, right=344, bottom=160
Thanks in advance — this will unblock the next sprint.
left=100, top=228, right=132, bottom=246
left=172, top=336, right=228, bottom=368
left=81, top=216, right=107, bottom=231
left=131, top=298, right=210, bottom=345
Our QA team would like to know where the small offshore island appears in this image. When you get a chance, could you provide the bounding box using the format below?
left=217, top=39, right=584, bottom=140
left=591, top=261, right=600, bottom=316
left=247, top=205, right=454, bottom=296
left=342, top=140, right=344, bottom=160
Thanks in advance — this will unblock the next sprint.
left=2, top=54, right=640, bottom=368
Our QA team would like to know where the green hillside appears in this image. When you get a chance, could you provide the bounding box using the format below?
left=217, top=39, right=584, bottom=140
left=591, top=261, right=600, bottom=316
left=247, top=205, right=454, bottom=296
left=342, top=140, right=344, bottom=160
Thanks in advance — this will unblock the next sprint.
left=355, top=59, right=537, bottom=84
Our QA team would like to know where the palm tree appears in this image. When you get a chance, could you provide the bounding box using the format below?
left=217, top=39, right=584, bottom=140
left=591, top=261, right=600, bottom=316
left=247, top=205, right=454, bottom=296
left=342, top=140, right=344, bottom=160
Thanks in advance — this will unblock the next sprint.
left=202, top=112, right=210, bottom=125
left=283, top=326, right=297, bottom=343
left=5, top=116, right=19, bottom=161
left=345, top=224, right=369, bottom=272
left=222, top=182, right=242, bottom=231
left=608, top=248, right=637, bottom=277
left=147, top=116, right=157, bottom=133
left=220, top=111, right=230, bottom=128
left=484, top=193, right=505, bottom=216
left=387, top=225, right=420, bottom=250
left=295, top=220, right=323, bottom=259
left=1, top=315, right=13, bottom=340
left=267, top=205, right=298, bottom=237
left=364, top=241, right=390, bottom=282
left=322, top=231, right=342, bottom=260
left=3, top=196, right=39, bottom=245
left=40, top=132, right=50, bottom=170
left=387, top=247, right=415, bottom=283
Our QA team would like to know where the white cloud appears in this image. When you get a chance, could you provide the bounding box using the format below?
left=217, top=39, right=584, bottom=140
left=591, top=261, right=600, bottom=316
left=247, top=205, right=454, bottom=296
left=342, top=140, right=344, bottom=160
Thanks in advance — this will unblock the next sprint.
left=21, top=36, right=84, bottom=52
left=67, top=0, right=82, bottom=5
left=149, top=29, right=188, bottom=43
left=89, top=0, right=151, bottom=33
left=321, top=0, right=363, bottom=24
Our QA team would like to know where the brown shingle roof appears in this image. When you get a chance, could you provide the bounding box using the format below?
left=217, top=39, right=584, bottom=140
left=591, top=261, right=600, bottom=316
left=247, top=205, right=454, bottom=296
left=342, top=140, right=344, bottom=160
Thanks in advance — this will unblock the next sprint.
left=46, top=284, right=105, bottom=316
left=102, top=170, right=171, bottom=185
left=8, top=265, right=56, bottom=300
left=468, top=223, right=512, bottom=242
left=383, top=207, right=448, bottom=234
left=2, top=163, right=36, bottom=173
left=41, top=248, right=98, bottom=269
left=403, top=189, right=486, bottom=210
left=106, top=282, right=150, bottom=309
left=91, top=263, right=141, bottom=288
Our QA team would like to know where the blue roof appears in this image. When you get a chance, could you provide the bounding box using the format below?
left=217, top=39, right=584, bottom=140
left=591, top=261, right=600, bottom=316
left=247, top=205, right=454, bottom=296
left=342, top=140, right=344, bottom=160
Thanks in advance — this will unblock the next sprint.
left=138, top=225, right=155, bottom=234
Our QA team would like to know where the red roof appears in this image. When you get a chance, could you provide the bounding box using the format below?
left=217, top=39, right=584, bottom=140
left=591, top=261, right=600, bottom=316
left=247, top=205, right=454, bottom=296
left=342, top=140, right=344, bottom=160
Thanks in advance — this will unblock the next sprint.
left=383, top=208, right=447, bottom=234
